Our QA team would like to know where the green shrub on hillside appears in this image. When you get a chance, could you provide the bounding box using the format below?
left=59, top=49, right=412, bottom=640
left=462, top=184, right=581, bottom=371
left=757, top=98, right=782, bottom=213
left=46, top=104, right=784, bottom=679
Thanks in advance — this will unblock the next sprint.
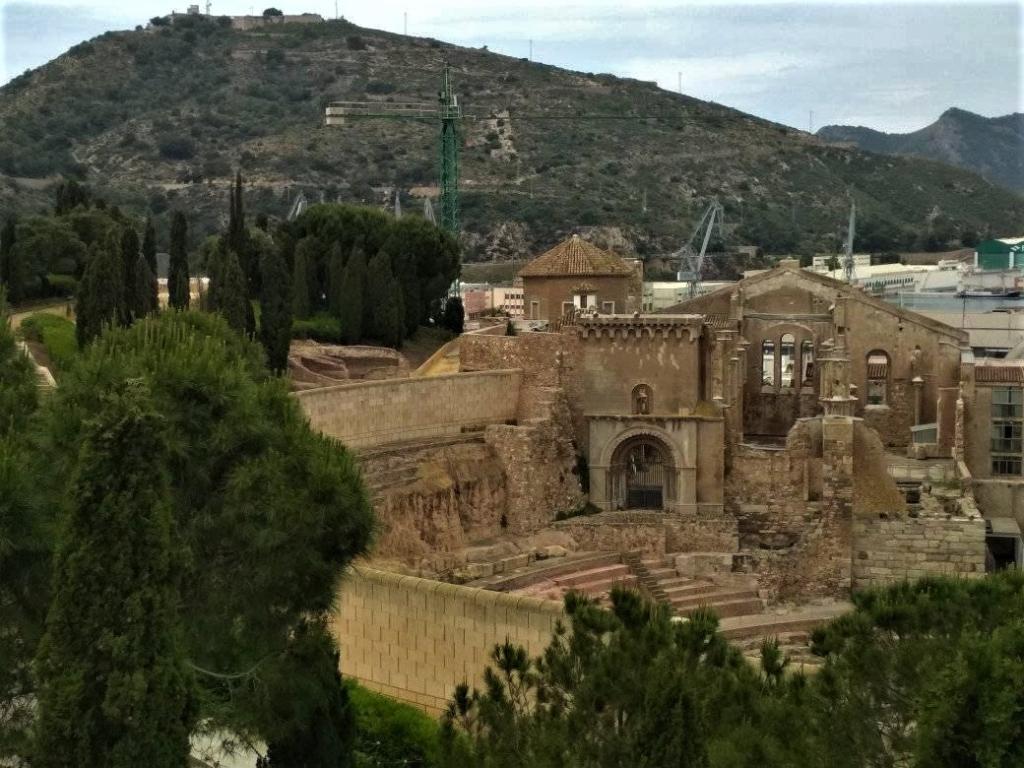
left=349, top=682, right=441, bottom=768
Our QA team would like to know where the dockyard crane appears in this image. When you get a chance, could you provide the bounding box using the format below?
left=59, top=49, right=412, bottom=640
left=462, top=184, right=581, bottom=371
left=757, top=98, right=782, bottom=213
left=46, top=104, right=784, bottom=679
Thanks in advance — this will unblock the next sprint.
left=843, top=198, right=857, bottom=284
left=326, top=62, right=465, bottom=237
left=674, top=199, right=725, bottom=297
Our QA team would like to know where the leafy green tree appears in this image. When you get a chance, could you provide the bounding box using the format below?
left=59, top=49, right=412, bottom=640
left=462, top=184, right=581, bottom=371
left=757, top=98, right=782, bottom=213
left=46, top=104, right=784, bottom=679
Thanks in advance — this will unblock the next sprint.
left=367, top=250, right=402, bottom=347
left=292, top=242, right=313, bottom=319
left=0, top=290, right=37, bottom=433
left=53, top=178, right=90, bottom=216
left=259, top=239, right=292, bottom=373
left=33, top=380, right=196, bottom=768
left=9, top=216, right=87, bottom=297
left=167, top=211, right=190, bottom=310
left=441, top=296, right=464, bottom=335
left=75, top=234, right=125, bottom=347
left=339, top=243, right=366, bottom=344
left=328, top=241, right=345, bottom=318
left=207, top=241, right=249, bottom=334
left=38, top=312, right=374, bottom=756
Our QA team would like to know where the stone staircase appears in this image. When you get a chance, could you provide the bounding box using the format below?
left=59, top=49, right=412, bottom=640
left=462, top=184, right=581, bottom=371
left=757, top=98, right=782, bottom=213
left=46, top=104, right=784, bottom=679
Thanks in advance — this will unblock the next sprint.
left=634, top=554, right=764, bottom=620
left=549, top=563, right=637, bottom=598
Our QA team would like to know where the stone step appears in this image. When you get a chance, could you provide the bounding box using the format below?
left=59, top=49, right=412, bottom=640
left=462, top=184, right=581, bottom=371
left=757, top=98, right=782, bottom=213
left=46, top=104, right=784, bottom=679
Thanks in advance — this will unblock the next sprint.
left=719, top=606, right=851, bottom=641
left=646, top=567, right=677, bottom=580
left=553, top=564, right=630, bottom=587
left=677, top=597, right=763, bottom=619
left=669, top=589, right=761, bottom=611
left=573, top=573, right=638, bottom=596
left=661, top=580, right=722, bottom=598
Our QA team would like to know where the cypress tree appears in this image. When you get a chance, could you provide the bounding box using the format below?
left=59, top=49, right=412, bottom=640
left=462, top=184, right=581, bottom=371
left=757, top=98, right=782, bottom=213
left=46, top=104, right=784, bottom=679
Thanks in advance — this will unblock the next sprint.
left=142, top=217, right=158, bottom=273
left=327, top=242, right=345, bottom=318
left=366, top=250, right=402, bottom=347
left=0, top=215, right=21, bottom=303
left=33, top=381, right=195, bottom=768
left=167, top=212, right=189, bottom=310
left=133, top=255, right=158, bottom=320
left=207, top=242, right=248, bottom=334
left=292, top=246, right=312, bottom=319
left=228, top=171, right=257, bottom=296
left=338, top=243, right=365, bottom=344
left=255, top=212, right=269, bottom=232
left=120, top=227, right=141, bottom=325
left=76, top=234, right=125, bottom=348
left=259, top=240, right=293, bottom=374
left=441, top=296, right=465, bottom=335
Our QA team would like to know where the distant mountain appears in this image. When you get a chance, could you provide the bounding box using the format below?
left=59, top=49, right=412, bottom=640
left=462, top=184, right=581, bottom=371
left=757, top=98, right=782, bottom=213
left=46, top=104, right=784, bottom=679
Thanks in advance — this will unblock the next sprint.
left=818, top=109, right=1024, bottom=193
left=1, top=17, right=1022, bottom=263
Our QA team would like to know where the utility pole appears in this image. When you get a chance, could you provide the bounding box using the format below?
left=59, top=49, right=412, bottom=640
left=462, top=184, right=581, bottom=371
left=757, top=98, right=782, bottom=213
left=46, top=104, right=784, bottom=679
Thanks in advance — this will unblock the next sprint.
left=677, top=72, right=682, bottom=94
left=529, top=39, right=533, bottom=61
left=809, top=109, right=814, bottom=133
left=403, top=11, right=407, bottom=35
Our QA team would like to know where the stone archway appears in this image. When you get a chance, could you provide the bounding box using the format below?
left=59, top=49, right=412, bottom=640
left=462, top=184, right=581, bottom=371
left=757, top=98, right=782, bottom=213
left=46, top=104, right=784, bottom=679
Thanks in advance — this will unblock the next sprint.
left=608, top=435, right=676, bottom=510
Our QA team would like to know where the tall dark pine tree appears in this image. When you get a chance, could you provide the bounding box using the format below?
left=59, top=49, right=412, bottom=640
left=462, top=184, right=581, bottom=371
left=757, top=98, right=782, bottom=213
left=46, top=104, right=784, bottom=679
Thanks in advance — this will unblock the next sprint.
left=207, top=242, right=249, bottom=334
left=167, top=212, right=189, bottom=310
left=228, top=171, right=256, bottom=296
left=338, top=243, right=366, bottom=344
left=132, top=256, right=157, bottom=320
left=120, top=227, right=141, bottom=325
left=366, top=250, right=402, bottom=348
left=0, top=215, right=22, bottom=303
left=33, top=381, right=195, bottom=768
left=76, top=234, right=125, bottom=347
left=328, top=242, right=345, bottom=318
left=259, top=241, right=293, bottom=373
left=292, top=246, right=312, bottom=319
left=141, top=218, right=159, bottom=313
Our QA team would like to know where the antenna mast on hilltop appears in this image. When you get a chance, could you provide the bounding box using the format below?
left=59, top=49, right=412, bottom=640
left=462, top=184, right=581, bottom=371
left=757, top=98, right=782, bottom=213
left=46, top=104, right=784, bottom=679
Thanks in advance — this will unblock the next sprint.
left=843, top=198, right=856, bottom=283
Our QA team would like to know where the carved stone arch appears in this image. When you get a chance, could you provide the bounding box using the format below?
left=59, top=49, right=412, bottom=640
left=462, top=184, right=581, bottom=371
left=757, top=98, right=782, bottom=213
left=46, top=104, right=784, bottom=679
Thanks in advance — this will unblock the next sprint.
left=599, top=425, right=684, bottom=470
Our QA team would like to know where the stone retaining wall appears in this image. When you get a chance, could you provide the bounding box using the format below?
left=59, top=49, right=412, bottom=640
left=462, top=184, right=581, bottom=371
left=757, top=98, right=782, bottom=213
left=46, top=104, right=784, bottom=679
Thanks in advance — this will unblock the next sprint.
left=852, top=513, right=986, bottom=589
left=295, top=369, right=521, bottom=449
left=333, top=567, right=563, bottom=714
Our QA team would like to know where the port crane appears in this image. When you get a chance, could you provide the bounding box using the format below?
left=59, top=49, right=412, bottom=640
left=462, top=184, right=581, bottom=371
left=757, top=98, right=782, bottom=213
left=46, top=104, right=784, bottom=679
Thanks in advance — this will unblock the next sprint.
left=673, top=199, right=725, bottom=297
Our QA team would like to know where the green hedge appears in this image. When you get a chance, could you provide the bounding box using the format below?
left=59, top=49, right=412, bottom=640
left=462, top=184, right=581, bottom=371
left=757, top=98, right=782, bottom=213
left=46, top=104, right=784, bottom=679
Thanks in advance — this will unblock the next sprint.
left=292, top=312, right=343, bottom=343
left=19, top=313, right=77, bottom=375
left=348, top=682, right=440, bottom=768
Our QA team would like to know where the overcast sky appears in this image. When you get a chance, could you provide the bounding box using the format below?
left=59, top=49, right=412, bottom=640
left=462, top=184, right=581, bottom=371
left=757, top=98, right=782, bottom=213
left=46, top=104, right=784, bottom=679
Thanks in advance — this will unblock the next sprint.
left=1, top=0, right=1020, bottom=132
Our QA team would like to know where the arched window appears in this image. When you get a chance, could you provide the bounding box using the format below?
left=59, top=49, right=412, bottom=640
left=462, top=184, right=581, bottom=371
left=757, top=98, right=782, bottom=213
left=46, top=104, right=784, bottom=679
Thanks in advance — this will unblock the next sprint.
left=780, top=334, right=796, bottom=387
left=801, top=340, right=814, bottom=386
left=632, top=384, right=653, bottom=415
left=761, top=340, right=775, bottom=386
left=866, top=350, right=889, bottom=405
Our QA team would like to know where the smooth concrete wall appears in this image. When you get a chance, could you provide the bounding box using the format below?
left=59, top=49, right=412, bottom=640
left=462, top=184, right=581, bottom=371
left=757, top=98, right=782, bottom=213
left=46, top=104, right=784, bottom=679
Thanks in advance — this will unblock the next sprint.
left=295, top=370, right=521, bottom=449
left=333, top=567, right=563, bottom=714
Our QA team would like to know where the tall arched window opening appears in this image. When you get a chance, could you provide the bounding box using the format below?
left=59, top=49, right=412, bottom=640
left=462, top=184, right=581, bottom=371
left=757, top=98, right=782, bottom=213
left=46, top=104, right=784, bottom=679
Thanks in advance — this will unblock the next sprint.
left=780, top=334, right=796, bottom=387
left=866, top=350, right=890, bottom=405
left=761, top=340, right=775, bottom=386
left=801, top=340, right=814, bottom=387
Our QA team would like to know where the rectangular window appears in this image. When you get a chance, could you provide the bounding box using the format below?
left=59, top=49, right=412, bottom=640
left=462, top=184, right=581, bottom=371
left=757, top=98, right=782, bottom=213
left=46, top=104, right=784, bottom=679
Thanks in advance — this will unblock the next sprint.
left=602, top=301, right=615, bottom=314
left=991, top=387, right=1024, bottom=476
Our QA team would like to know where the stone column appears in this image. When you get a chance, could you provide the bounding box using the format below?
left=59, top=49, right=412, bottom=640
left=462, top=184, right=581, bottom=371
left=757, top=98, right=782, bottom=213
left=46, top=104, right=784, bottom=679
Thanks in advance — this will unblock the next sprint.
left=912, top=376, right=924, bottom=426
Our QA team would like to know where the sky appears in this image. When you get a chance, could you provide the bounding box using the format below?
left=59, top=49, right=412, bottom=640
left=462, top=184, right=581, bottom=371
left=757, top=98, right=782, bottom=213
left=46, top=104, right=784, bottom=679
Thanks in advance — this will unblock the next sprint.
left=1, top=0, right=1021, bottom=133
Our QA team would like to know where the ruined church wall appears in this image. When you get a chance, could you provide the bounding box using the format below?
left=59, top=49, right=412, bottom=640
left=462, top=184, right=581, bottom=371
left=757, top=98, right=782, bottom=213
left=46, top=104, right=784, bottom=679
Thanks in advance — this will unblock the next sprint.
left=852, top=514, right=985, bottom=589
left=295, top=370, right=522, bottom=449
left=333, top=568, right=563, bottom=715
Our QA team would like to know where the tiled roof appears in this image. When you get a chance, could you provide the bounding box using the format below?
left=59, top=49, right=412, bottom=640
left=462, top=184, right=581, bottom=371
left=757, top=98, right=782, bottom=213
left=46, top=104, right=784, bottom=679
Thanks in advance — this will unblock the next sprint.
left=976, top=361, right=1024, bottom=384
left=519, top=234, right=634, bottom=278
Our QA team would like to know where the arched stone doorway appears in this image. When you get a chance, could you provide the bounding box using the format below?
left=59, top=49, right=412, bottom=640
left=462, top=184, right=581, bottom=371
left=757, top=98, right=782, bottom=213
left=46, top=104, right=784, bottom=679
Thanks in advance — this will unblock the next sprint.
left=608, top=436, right=675, bottom=510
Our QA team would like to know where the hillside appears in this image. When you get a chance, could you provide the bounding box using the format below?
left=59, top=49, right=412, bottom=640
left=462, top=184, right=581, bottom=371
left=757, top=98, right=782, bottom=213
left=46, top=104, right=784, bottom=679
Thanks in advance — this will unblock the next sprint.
left=818, top=109, right=1024, bottom=193
left=1, top=15, right=1022, bottom=265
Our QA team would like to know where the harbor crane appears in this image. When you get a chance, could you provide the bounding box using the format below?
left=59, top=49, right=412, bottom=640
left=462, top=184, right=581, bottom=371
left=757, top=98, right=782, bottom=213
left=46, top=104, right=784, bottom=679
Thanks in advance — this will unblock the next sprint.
left=674, top=199, right=725, bottom=297
left=325, top=62, right=465, bottom=237
left=843, top=198, right=857, bottom=283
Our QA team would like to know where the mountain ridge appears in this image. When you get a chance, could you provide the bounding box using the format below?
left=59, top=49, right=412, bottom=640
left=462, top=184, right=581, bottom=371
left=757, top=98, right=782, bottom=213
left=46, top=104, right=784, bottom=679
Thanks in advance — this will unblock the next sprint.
left=1, top=15, right=1021, bottom=264
left=817, top=108, right=1024, bottom=193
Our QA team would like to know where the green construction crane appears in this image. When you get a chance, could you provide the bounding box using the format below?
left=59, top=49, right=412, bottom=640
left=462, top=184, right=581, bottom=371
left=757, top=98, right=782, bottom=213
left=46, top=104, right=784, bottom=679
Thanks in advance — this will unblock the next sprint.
left=325, top=61, right=465, bottom=236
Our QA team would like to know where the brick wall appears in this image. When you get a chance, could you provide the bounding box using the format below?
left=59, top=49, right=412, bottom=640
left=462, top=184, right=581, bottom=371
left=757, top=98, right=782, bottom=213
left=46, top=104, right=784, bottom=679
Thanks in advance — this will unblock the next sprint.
left=852, top=514, right=986, bottom=589
left=333, top=567, right=563, bottom=714
left=295, top=370, right=522, bottom=449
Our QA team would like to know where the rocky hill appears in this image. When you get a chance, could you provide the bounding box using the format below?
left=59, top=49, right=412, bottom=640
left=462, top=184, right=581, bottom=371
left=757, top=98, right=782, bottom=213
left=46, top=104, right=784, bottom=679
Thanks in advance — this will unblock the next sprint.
left=818, top=109, right=1024, bottom=193
left=1, top=15, right=1022, bottom=263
